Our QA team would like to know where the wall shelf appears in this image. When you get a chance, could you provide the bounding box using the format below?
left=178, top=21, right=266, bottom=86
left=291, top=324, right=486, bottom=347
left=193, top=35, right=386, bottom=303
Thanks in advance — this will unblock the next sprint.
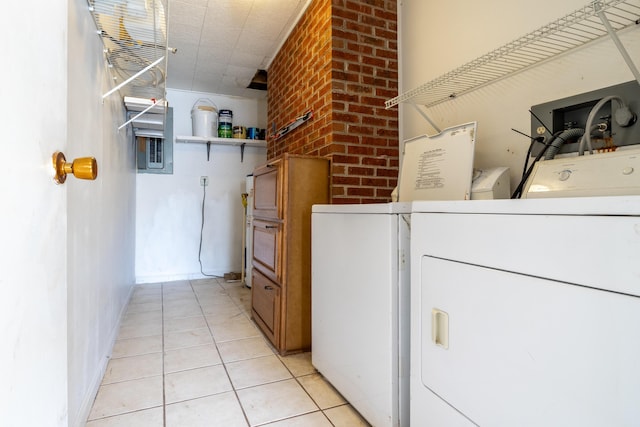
left=176, top=136, right=266, bottom=162
left=386, top=0, right=640, bottom=110
left=176, top=136, right=266, bottom=147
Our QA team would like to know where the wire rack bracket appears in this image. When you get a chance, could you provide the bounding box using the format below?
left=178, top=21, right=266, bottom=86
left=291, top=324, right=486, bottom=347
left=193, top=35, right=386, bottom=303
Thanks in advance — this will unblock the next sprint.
left=88, top=0, right=170, bottom=134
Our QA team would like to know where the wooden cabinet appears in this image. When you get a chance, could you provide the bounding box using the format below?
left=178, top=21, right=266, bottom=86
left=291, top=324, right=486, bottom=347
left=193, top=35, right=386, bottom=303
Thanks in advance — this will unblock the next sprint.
left=251, top=154, right=331, bottom=354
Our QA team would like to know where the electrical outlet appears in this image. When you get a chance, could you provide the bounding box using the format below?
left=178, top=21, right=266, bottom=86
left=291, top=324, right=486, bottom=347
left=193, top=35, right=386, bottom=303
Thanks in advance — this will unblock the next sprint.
left=200, top=176, right=208, bottom=186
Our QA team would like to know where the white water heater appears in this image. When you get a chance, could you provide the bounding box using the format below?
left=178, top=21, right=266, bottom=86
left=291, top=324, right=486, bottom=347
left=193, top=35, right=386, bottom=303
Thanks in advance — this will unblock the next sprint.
left=244, top=174, right=254, bottom=288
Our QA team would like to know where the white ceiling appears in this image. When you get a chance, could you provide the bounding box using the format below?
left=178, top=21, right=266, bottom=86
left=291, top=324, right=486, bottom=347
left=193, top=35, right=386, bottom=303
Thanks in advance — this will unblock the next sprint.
left=166, top=0, right=311, bottom=98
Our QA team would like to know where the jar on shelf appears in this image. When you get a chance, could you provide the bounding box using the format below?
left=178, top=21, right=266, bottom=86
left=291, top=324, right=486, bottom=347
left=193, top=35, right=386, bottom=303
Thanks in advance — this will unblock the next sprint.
left=218, top=109, right=233, bottom=138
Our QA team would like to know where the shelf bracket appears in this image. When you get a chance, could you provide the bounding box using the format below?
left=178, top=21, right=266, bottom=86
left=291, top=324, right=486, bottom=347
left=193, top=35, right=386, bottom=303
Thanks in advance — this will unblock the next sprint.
left=594, top=1, right=640, bottom=86
left=240, top=143, right=246, bottom=163
left=411, top=104, right=442, bottom=134
left=102, top=56, right=165, bottom=100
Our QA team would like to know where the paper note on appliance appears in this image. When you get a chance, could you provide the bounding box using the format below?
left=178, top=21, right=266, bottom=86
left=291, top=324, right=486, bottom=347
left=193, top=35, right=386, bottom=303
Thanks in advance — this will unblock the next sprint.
left=398, top=122, right=476, bottom=201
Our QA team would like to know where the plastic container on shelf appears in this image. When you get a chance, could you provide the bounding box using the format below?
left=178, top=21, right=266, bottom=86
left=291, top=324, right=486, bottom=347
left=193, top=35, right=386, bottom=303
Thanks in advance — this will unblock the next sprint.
left=191, top=99, right=218, bottom=137
left=233, top=126, right=247, bottom=139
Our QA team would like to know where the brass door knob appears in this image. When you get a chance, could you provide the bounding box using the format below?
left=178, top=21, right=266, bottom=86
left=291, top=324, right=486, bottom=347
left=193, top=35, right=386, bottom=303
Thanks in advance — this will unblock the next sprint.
left=52, top=151, right=98, bottom=184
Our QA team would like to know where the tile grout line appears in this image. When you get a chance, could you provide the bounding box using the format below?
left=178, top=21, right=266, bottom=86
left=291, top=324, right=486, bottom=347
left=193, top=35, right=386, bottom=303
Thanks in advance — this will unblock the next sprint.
left=89, top=287, right=166, bottom=424
left=278, top=359, right=337, bottom=427
left=95, top=282, right=353, bottom=426
left=164, top=279, right=345, bottom=426
left=222, top=280, right=336, bottom=426
left=194, top=279, right=327, bottom=426
left=189, top=278, right=253, bottom=427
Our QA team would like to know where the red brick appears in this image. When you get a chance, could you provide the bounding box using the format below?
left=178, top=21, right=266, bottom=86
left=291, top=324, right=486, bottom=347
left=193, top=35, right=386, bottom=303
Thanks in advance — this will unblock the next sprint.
left=376, top=147, right=399, bottom=157
left=362, top=116, right=387, bottom=127
left=333, top=175, right=361, bottom=185
left=333, top=133, right=361, bottom=144
left=376, top=168, right=398, bottom=177
left=347, top=103, right=375, bottom=115
left=267, top=0, right=398, bottom=205
left=333, top=93, right=360, bottom=103
left=333, top=112, right=361, bottom=123
left=344, top=1, right=373, bottom=15
left=347, top=145, right=375, bottom=155
left=333, top=7, right=360, bottom=21
left=363, top=177, right=389, bottom=187
left=376, top=187, right=394, bottom=198
left=361, top=15, right=386, bottom=28
left=347, top=187, right=375, bottom=197
left=346, top=83, right=373, bottom=94
left=348, top=166, right=375, bottom=176
left=348, top=125, right=374, bottom=135
left=332, top=164, right=346, bottom=175
left=362, top=157, right=388, bottom=166
left=332, top=154, right=362, bottom=165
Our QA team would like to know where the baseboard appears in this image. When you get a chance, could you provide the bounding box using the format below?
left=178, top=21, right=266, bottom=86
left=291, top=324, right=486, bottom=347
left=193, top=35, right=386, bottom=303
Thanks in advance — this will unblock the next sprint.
left=70, top=285, right=135, bottom=427
left=135, top=271, right=227, bottom=284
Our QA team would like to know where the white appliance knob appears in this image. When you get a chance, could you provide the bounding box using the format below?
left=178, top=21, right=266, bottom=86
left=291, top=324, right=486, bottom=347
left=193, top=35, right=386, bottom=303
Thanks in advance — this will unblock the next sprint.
left=622, top=166, right=634, bottom=175
left=559, top=170, right=571, bottom=181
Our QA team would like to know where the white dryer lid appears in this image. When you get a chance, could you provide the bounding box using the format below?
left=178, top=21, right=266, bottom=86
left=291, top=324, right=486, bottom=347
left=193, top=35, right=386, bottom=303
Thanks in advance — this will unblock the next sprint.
left=398, top=122, right=477, bottom=202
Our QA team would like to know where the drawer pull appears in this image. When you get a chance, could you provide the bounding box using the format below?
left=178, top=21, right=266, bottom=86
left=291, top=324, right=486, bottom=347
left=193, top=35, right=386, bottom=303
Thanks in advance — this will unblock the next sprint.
left=265, top=285, right=274, bottom=291
left=265, top=225, right=278, bottom=229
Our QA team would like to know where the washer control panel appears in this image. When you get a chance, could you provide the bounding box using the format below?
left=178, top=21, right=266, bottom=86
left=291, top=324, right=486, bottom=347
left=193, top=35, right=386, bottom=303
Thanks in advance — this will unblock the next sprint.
left=523, top=147, right=640, bottom=198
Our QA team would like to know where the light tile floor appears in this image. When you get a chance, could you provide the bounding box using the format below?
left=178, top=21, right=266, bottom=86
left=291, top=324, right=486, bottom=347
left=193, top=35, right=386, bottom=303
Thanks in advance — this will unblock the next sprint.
left=86, top=278, right=371, bottom=427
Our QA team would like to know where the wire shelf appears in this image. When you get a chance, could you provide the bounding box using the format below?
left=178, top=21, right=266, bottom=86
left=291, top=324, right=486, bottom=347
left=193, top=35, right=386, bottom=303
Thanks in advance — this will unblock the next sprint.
left=88, top=0, right=169, bottom=100
left=386, top=0, right=640, bottom=109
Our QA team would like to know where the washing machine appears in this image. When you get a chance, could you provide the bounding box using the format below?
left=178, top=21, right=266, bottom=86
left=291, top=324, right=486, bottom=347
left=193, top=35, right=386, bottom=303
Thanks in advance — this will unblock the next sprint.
left=312, top=202, right=411, bottom=427
left=311, top=122, right=480, bottom=426
left=410, top=196, right=640, bottom=426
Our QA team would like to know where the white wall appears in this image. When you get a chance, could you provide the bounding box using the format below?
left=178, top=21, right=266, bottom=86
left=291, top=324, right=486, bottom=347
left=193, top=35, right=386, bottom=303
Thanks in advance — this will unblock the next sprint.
left=399, top=0, right=640, bottom=189
left=66, top=0, right=137, bottom=425
left=136, top=89, right=267, bottom=283
left=1, top=1, right=136, bottom=426
left=0, top=1, right=69, bottom=425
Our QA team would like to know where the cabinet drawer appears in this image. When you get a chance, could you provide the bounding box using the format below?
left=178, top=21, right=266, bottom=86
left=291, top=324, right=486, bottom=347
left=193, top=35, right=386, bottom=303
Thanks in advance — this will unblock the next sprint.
left=252, top=220, right=281, bottom=281
left=251, top=269, right=281, bottom=345
left=253, top=164, right=280, bottom=218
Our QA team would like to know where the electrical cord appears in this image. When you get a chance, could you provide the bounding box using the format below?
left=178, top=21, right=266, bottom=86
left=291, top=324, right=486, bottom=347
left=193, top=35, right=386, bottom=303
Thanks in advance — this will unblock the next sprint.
left=198, top=183, right=222, bottom=278
left=583, top=95, right=636, bottom=153
left=509, top=128, right=545, bottom=190
left=520, top=136, right=545, bottom=180
left=511, top=133, right=557, bottom=199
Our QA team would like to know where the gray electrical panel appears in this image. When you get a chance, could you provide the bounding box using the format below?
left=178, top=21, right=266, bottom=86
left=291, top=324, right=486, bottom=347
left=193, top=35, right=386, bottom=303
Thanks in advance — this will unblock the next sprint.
left=136, top=107, right=173, bottom=174
left=530, top=81, right=640, bottom=157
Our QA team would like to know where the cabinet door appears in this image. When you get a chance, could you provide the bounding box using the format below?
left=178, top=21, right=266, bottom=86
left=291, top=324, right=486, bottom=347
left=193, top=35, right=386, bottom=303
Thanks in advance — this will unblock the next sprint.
left=253, top=163, right=280, bottom=219
left=252, top=268, right=281, bottom=345
left=419, top=255, right=640, bottom=427
left=252, top=220, right=281, bottom=282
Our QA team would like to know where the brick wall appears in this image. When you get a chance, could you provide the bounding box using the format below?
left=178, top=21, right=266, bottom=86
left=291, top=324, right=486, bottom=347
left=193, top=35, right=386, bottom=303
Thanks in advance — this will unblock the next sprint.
left=267, top=0, right=398, bottom=204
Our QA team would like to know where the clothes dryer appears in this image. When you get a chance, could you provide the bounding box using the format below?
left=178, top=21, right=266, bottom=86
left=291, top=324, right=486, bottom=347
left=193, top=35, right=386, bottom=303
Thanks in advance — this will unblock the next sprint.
left=410, top=196, right=640, bottom=426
